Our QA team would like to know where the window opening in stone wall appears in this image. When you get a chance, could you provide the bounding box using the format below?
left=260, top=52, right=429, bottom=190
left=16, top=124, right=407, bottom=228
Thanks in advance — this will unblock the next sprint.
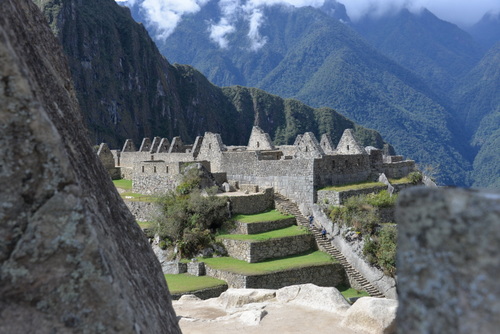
left=347, top=145, right=350, bottom=151
left=257, top=141, right=260, bottom=148
left=151, top=155, right=154, bottom=160
left=154, top=166, right=157, bottom=173
left=166, top=166, right=169, bottom=173
left=305, top=146, right=308, bottom=152
left=209, top=143, right=211, bottom=150
left=142, top=166, right=145, bottom=173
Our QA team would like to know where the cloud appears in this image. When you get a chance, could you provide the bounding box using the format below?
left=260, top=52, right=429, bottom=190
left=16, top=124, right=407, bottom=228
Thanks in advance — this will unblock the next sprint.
left=246, top=8, right=268, bottom=50
left=209, top=17, right=236, bottom=48
left=130, top=0, right=210, bottom=39
left=118, top=0, right=500, bottom=43
left=340, top=0, right=500, bottom=26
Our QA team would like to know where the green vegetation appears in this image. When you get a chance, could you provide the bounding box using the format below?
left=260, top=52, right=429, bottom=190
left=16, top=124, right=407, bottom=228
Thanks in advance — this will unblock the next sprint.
left=218, top=226, right=309, bottom=242
left=232, top=210, right=294, bottom=223
left=321, top=181, right=385, bottom=192
left=363, top=226, right=397, bottom=276
left=329, top=191, right=398, bottom=276
left=137, top=221, right=154, bottom=229
left=120, top=192, right=155, bottom=202
left=154, top=167, right=229, bottom=258
left=113, top=179, right=132, bottom=190
left=337, top=285, right=370, bottom=299
left=407, top=172, right=423, bottom=185
left=200, top=251, right=334, bottom=275
left=165, top=274, right=226, bottom=294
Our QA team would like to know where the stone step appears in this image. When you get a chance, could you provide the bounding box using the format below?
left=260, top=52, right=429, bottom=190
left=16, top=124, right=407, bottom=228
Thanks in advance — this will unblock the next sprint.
left=274, top=194, right=385, bottom=298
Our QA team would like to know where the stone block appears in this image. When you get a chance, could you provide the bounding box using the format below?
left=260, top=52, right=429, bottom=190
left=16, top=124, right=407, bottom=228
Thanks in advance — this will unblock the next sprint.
left=188, top=261, right=206, bottom=276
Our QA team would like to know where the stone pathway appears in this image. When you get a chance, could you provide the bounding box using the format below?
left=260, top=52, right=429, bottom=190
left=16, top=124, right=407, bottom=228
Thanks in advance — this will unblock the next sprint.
left=274, top=194, right=385, bottom=298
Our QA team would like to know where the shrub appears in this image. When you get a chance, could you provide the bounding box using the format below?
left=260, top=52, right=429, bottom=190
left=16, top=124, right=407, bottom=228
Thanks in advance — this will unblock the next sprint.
left=408, top=171, right=423, bottom=185
left=154, top=170, right=229, bottom=259
left=365, top=190, right=398, bottom=208
left=363, top=225, right=397, bottom=276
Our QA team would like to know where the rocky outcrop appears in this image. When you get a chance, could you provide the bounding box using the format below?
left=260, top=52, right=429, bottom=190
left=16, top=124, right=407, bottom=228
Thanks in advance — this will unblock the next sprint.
left=174, top=285, right=397, bottom=334
left=0, top=1, right=180, bottom=332
left=341, top=297, right=397, bottom=334
left=276, top=284, right=351, bottom=317
left=396, top=187, right=500, bottom=333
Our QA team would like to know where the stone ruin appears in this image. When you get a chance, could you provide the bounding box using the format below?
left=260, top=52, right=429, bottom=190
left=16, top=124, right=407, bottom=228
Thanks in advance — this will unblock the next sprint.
left=100, top=127, right=416, bottom=204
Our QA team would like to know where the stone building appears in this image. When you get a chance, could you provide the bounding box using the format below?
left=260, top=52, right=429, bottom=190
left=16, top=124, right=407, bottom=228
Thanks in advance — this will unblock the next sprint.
left=102, top=127, right=415, bottom=204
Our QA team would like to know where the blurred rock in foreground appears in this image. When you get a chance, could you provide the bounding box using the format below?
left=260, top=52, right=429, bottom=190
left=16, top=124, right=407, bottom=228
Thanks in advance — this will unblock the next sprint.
left=396, top=187, right=500, bottom=333
left=0, top=0, right=180, bottom=332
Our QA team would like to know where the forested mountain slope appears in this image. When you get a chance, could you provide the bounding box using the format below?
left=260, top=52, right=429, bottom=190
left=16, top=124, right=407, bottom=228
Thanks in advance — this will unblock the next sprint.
left=33, top=0, right=386, bottom=151
left=145, top=3, right=472, bottom=185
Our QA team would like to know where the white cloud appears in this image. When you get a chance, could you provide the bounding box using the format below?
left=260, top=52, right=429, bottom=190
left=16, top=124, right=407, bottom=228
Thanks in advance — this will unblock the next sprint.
left=118, top=0, right=500, bottom=42
left=209, top=17, right=236, bottom=48
left=246, top=8, right=268, bottom=50
left=340, top=0, right=500, bottom=26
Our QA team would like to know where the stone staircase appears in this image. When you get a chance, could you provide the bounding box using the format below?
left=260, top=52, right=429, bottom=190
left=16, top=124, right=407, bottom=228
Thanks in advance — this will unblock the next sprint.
left=274, top=194, right=385, bottom=298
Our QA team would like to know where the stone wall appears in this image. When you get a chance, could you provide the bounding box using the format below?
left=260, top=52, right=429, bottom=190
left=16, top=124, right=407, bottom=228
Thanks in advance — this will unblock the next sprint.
left=125, top=201, right=159, bottom=222
left=314, top=155, right=372, bottom=190
left=232, top=217, right=296, bottom=234
left=317, top=185, right=387, bottom=207
left=221, top=151, right=316, bottom=204
left=206, top=264, right=346, bottom=289
left=382, top=161, right=415, bottom=179
left=301, top=202, right=397, bottom=299
left=227, top=187, right=274, bottom=215
left=221, top=234, right=315, bottom=263
left=171, top=285, right=228, bottom=300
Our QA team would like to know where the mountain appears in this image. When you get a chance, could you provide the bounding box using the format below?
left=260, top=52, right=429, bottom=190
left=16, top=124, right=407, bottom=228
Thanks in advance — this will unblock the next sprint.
left=353, top=8, right=483, bottom=96
left=454, top=42, right=500, bottom=188
left=134, top=2, right=472, bottom=185
left=467, top=12, right=500, bottom=50
left=33, top=0, right=387, bottom=151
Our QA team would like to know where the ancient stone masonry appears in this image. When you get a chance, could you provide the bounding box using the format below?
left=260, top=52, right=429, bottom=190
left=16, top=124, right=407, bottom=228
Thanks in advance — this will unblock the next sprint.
left=101, top=127, right=415, bottom=204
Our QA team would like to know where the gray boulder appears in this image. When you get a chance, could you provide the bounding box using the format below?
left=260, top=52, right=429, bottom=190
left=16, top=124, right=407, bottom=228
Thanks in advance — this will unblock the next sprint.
left=276, top=284, right=350, bottom=316
left=341, top=297, right=397, bottom=334
left=0, top=1, right=180, bottom=332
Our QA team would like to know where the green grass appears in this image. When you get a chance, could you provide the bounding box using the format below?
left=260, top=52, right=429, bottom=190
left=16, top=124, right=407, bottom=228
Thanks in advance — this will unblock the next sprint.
left=218, top=225, right=309, bottom=242
left=165, top=273, right=227, bottom=294
left=137, top=221, right=154, bottom=229
left=338, top=285, right=370, bottom=299
left=113, top=179, right=132, bottom=190
left=120, top=192, right=155, bottom=202
left=320, top=181, right=385, bottom=192
left=232, top=209, right=294, bottom=223
left=389, top=176, right=412, bottom=184
left=200, top=251, right=335, bottom=275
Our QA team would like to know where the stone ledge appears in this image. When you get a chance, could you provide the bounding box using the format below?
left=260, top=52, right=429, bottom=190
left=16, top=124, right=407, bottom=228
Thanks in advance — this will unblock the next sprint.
left=205, top=263, right=346, bottom=289
left=171, top=284, right=229, bottom=300
left=221, top=234, right=315, bottom=263
left=232, top=217, right=296, bottom=234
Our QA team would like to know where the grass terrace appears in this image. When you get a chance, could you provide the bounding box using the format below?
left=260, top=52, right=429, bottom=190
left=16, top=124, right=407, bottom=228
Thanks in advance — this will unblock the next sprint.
left=217, top=225, right=309, bottom=242
left=232, top=209, right=294, bottom=223
left=165, top=273, right=227, bottom=294
left=338, top=285, right=370, bottom=299
left=200, top=251, right=335, bottom=276
left=137, top=221, right=154, bottom=229
left=113, top=179, right=132, bottom=190
left=320, top=181, right=385, bottom=192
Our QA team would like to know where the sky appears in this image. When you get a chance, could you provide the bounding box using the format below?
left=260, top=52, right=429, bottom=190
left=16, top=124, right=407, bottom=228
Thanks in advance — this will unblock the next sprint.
left=116, top=0, right=500, bottom=46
